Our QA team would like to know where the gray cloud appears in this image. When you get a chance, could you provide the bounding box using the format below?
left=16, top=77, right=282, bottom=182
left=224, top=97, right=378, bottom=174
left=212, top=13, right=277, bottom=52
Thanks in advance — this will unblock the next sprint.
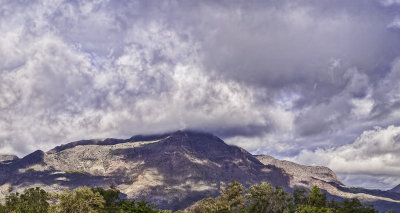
left=292, top=125, right=400, bottom=189
left=1, top=0, right=400, bottom=189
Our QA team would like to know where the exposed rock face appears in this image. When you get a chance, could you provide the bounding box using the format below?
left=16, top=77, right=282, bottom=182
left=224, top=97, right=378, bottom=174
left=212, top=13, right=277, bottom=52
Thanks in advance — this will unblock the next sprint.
left=255, top=155, right=342, bottom=188
left=0, top=131, right=289, bottom=210
left=0, top=155, right=19, bottom=164
left=0, top=131, right=399, bottom=211
left=255, top=155, right=400, bottom=212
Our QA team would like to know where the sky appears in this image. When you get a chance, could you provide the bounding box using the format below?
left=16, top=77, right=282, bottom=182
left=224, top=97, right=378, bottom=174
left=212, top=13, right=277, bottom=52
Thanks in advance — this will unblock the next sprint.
left=1, top=0, right=400, bottom=190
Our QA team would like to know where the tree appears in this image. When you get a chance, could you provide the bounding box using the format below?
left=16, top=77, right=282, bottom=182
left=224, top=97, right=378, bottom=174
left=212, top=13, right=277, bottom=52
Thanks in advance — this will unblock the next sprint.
left=307, top=186, right=327, bottom=207
left=0, top=203, right=5, bottom=213
left=52, top=186, right=105, bottom=213
left=4, top=187, right=49, bottom=213
left=217, top=180, right=246, bottom=212
left=118, top=199, right=158, bottom=213
left=293, top=188, right=307, bottom=206
left=92, top=187, right=121, bottom=213
left=246, top=183, right=293, bottom=213
left=295, top=205, right=335, bottom=213
left=188, top=180, right=246, bottom=213
left=337, top=198, right=377, bottom=213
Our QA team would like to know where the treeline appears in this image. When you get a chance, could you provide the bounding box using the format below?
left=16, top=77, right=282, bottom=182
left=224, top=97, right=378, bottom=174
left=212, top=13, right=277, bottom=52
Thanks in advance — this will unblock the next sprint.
left=188, top=181, right=396, bottom=213
left=0, top=182, right=397, bottom=213
left=0, top=186, right=164, bottom=213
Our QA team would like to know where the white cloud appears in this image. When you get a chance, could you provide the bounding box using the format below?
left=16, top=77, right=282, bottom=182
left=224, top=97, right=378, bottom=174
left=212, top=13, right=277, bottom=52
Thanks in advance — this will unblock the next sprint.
left=292, top=125, right=400, bottom=189
left=0, top=1, right=273, bottom=156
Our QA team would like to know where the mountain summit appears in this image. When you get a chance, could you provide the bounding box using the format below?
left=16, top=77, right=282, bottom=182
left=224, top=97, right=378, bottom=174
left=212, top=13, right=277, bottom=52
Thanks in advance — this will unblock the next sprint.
left=0, top=131, right=399, bottom=211
left=0, top=131, right=288, bottom=210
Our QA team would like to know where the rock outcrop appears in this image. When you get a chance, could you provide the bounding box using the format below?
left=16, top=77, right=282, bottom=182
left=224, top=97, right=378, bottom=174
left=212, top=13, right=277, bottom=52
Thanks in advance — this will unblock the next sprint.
left=0, top=155, right=19, bottom=164
left=255, top=155, right=342, bottom=188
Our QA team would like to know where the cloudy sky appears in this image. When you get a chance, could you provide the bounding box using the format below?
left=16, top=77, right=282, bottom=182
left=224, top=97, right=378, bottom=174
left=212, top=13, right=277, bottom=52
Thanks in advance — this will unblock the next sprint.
left=1, top=0, right=400, bottom=190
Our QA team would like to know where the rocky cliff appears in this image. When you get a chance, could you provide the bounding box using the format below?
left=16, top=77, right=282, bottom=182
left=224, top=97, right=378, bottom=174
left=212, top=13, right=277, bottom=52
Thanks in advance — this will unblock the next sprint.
left=0, top=131, right=399, bottom=211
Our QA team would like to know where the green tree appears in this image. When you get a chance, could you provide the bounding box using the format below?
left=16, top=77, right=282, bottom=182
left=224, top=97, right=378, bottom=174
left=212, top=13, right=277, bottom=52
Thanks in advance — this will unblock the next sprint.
left=4, top=187, right=49, bottom=213
left=295, top=205, right=336, bottom=213
left=52, top=186, right=105, bottom=213
left=92, top=187, right=121, bottom=213
left=246, top=182, right=293, bottom=213
left=327, top=199, right=339, bottom=209
left=293, top=188, right=307, bottom=206
left=307, top=186, right=327, bottom=207
left=4, top=192, right=19, bottom=212
left=118, top=199, right=158, bottom=213
left=217, top=180, right=246, bottom=212
left=188, top=180, right=246, bottom=213
left=337, top=198, right=377, bottom=213
left=0, top=203, right=5, bottom=213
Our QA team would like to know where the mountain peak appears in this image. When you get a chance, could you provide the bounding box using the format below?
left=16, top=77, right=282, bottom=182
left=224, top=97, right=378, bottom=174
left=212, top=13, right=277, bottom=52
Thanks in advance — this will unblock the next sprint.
left=1, top=131, right=399, bottom=211
left=47, top=130, right=216, bottom=154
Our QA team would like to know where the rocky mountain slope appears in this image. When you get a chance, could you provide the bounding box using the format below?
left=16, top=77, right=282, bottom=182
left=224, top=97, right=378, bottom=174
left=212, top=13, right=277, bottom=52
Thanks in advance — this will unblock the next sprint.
left=0, top=131, right=288, bottom=210
left=255, top=155, right=342, bottom=188
left=0, top=155, right=18, bottom=164
left=0, top=131, right=399, bottom=211
left=256, top=155, right=400, bottom=211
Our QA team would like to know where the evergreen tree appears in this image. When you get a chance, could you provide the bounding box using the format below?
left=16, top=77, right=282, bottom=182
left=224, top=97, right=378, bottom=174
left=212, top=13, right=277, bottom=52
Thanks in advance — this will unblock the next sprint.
left=307, top=186, right=327, bottom=207
left=293, top=188, right=307, bottom=206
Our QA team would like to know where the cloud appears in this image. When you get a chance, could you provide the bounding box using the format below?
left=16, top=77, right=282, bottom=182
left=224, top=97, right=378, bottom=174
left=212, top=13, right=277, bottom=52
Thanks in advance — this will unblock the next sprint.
left=292, top=125, right=400, bottom=189
left=1, top=0, right=400, bottom=189
left=380, top=0, right=400, bottom=6
left=0, top=1, right=277, bottom=155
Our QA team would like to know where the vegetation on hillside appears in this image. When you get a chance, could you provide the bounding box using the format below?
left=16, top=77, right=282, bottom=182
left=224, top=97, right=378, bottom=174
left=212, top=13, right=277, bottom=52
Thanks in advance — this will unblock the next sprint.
left=0, top=181, right=397, bottom=213
left=188, top=181, right=387, bottom=213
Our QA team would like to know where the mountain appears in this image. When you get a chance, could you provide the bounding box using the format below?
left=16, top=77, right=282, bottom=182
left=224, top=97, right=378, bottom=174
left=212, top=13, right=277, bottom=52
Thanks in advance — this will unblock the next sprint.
left=256, top=155, right=400, bottom=211
left=255, top=155, right=342, bottom=187
left=0, top=131, right=289, bottom=210
left=390, top=184, right=400, bottom=193
left=0, top=155, right=18, bottom=164
left=0, top=131, right=399, bottom=211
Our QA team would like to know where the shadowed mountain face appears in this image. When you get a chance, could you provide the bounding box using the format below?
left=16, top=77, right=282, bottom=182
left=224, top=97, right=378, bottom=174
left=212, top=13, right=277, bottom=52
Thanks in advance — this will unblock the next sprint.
left=391, top=185, right=400, bottom=193
left=0, top=131, right=399, bottom=211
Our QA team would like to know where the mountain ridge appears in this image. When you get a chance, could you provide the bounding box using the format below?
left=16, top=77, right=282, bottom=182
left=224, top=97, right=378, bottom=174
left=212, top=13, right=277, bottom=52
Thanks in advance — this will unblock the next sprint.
left=390, top=184, right=400, bottom=193
left=0, top=130, right=399, bottom=211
